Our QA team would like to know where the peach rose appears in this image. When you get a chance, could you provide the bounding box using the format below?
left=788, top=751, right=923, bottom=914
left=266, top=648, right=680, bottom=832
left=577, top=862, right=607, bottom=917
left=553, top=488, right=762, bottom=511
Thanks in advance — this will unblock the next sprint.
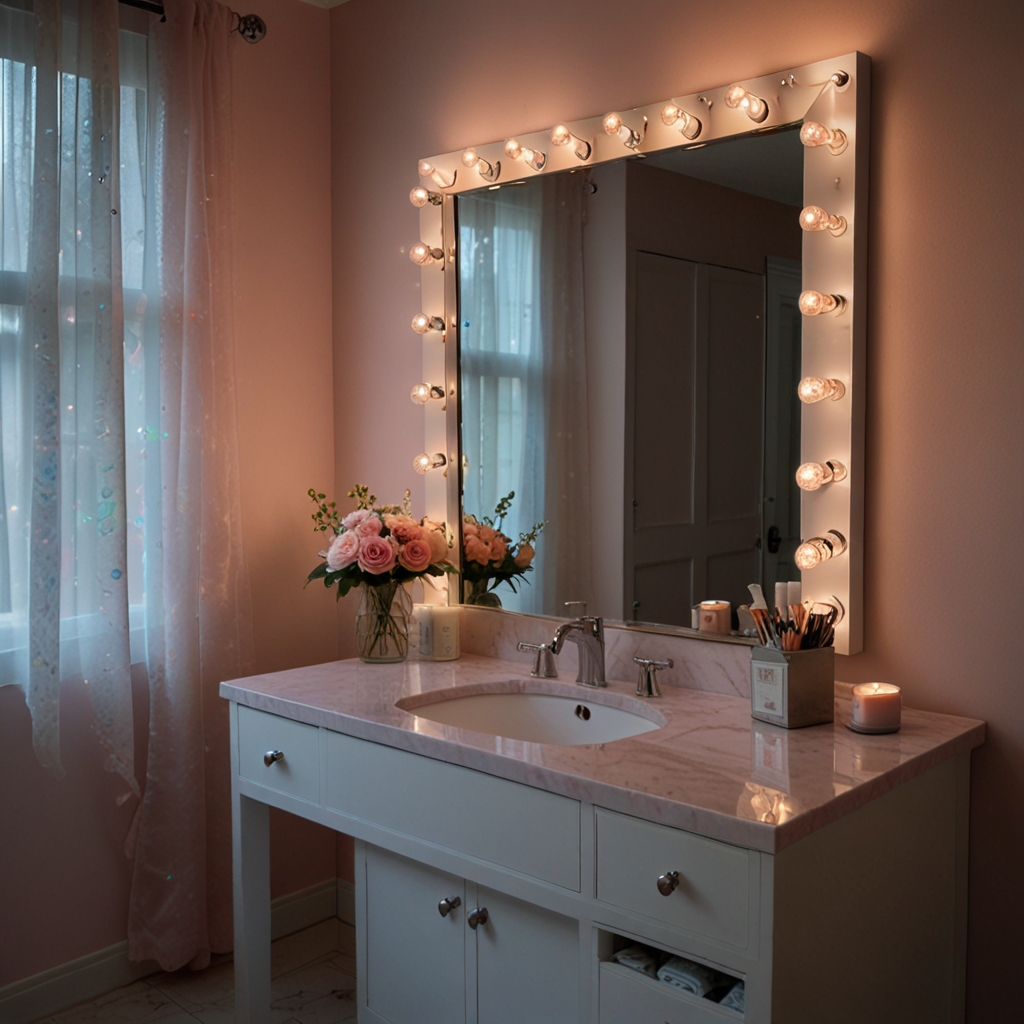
left=464, top=534, right=492, bottom=565
left=514, top=542, right=535, bottom=569
left=424, top=525, right=449, bottom=563
left=327, top=530, right=360, bottom=570
left=341, top=508, right=371, bottom=531
left=399, top=538, right=433, bottom=573
left=489, top=534, right=508, bottom=563
left=354, top=513, right=383, bottom=538
left=463, top=520, right=479, bottom=538
left=477, top=524, right=497, bottom=543
left=384, top=514, right=425, bottom=543
left=358, top=535, right=397, bottom=575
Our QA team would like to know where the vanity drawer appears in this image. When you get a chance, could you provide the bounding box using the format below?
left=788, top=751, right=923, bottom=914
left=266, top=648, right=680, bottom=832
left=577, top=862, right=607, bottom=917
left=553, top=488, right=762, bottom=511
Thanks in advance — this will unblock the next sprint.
left=324, top=731, right=580, bottom=890
left=599, top=963, right=741, bottom=1023
left=237, top=705, right=320, bottom=804
left=596, top=809, right=750, bottom=947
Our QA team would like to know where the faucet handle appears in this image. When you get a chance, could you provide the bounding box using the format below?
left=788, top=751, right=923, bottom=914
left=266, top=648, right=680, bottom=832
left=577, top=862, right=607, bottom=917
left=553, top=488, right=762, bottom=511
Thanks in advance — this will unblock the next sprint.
left=564, top=600, right=587, bottom=619
left=634, top=656, right=673, bottom=698
left=517, top=641, right=558, bottom=678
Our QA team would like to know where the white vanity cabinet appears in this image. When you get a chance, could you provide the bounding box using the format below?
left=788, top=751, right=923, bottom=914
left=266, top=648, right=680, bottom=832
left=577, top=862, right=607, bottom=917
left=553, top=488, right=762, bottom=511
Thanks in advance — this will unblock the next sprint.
left=227, top=684, right=977, bottom=1024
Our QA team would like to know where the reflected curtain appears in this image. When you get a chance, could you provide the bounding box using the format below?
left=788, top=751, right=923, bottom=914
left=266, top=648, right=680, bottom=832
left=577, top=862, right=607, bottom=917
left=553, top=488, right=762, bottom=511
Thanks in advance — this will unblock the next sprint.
left=459, top=174, right=592, bottom=614
left=0, top=0, right=252, bottom=972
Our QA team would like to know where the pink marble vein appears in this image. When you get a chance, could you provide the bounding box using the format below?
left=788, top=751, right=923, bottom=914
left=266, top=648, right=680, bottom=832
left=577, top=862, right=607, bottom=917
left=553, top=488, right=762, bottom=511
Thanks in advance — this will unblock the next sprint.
left=220, top=653, right=984, bottom=854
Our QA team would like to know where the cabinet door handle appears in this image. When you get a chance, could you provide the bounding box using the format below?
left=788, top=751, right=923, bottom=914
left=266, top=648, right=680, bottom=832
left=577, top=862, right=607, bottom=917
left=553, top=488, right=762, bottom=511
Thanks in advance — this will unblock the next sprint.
left=657, top=871, right=680, bottom=896
left=263, top=750, right=284, bottom=767
left=438, top=896, right=461, bottom=918
left=467, top=907, right=489, bottom=929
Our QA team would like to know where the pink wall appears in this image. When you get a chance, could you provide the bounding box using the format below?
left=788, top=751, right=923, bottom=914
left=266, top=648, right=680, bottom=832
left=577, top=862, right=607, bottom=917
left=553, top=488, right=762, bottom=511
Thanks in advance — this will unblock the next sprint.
left=328, top=1, right=1023, bottom=1019
left=0, top=0, right=337, bottom=987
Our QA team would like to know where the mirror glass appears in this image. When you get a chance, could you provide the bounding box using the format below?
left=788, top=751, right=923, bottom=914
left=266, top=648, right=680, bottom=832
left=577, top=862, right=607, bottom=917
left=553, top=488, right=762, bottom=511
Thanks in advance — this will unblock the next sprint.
left=458, top=126, right=805, bottom=631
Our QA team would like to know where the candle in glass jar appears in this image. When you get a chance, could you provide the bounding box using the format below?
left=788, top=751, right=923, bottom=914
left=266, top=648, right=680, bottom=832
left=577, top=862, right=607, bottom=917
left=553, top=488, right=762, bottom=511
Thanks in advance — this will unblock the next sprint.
left=849, top=682, right=902, bottom=733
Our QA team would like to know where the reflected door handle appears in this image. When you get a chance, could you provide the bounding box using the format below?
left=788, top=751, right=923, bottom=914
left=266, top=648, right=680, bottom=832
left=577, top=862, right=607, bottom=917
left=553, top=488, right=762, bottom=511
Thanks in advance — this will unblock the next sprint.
left=767, top=526, right=782, bottom=554
left=657, top=871, right=680, bottom=896
left=438, top=896, right=461, bottom=918
left=467, top=907, right=489, bottom=929
left=263, top=750, right=284, bottom=767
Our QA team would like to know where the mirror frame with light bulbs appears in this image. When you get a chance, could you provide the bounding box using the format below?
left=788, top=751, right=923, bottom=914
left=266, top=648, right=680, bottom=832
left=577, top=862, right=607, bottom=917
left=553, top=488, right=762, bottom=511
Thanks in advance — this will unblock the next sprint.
left=412, top=52, right=869, bottom=655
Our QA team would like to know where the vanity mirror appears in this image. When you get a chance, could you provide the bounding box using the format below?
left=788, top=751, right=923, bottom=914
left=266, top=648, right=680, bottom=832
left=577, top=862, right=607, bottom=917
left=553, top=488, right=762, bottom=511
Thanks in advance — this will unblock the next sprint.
left=412, top=54, right=868, bottom=654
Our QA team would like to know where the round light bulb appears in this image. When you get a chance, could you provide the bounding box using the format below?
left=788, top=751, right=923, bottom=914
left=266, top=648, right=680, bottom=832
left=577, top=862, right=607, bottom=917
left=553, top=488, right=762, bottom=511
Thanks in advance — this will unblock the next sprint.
left=409, top=243, right=440, bottom=267
left=800, top=120, right=847, bottom=154
left=795, top=539, right=826, bottom=570
left=724, top=85, right=748, bottom=109
left=798, top=290, right=843, bottom=316
left=661, top=103, right=682, bottom=126
left=504, top=138, right=522, bottom=159
left=551, top=123, right=572, bottom=146
left=798, top=376, right=846, bottom=404
left=461, top=148, right=479, bottom=168
left=800, top=205, right=846, bottom=235
left=409, top=186, right=432, bottom=208
left=410, top=383, right=432, bottom=405
left=603, top=112, right=623, bottom=136
left=411, top=313, right=444, bottom=334
left=724, top=84, right=767, bottom=122
left=413, top=452, right=446, bottom=475
left=796, top=462, right=830, bottom=491
left=795, top=531, right=847, bottom=571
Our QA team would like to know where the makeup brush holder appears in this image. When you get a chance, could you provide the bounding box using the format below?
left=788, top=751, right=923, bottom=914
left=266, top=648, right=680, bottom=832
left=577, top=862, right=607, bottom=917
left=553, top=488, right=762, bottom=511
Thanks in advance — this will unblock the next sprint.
left=750, top=646, right=834, bottom=729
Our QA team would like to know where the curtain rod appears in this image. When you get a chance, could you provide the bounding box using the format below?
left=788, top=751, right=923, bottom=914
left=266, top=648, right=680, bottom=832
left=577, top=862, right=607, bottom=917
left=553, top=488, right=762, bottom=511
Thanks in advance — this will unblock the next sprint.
left=117, top=0, right=267, bottom=43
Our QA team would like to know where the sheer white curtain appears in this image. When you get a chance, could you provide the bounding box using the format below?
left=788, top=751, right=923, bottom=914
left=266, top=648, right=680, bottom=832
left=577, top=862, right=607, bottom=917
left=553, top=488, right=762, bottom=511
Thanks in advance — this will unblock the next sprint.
left=459, top=174, right=592, bottom=614
left=1, top=0, right=253, bottom=971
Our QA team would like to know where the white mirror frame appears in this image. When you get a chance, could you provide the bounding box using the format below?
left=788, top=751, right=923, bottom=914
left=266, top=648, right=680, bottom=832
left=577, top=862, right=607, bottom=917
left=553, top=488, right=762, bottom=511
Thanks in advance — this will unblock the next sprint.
left=413, top=52, right=869, bottom=654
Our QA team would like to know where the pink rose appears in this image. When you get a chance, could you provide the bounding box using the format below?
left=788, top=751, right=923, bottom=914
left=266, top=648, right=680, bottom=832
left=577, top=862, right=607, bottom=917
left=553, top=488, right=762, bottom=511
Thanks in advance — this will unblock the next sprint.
left=327, top=530, right=360, bottom=570
left=514, top=543, right=535, bottom=569
left=354, top=514, right=383, bottom=538
left=463, top=520, right=479, bottom=538
left=399, top=538, right=433, bottom=573
left=464, top=534, right=492, bottom=566
left=424, top=525, right=449, bottom=563
left=385, top=514, right=425, bottom=543
left=358, top=535, right=397, bottom=575
left=489, top=535, right=508, bottom=563
left=342, top=508, right=371, bottom=531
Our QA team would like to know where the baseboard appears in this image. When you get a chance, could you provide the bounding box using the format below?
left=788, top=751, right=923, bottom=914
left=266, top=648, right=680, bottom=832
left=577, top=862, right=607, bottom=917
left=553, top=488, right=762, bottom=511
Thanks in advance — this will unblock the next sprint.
left=0, top=878, right=343, bottom=1024
left=336, top=877, right=355, bottom=926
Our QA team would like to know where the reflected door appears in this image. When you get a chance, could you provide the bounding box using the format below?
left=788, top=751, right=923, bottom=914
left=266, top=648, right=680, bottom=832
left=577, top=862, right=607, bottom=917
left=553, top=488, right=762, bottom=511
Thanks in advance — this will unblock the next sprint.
left=627, top=253, right=764, bottom=625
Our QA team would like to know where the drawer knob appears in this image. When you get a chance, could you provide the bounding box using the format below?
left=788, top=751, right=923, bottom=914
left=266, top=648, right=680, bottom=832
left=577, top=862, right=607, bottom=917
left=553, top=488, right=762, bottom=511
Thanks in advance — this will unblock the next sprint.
left=467, top=907, right=489, bottom=930
left=438, top=896, right=461, bottom=918
left=263, top=749, right=285, bottom=767
left=657, top=871, right=680, bottom=896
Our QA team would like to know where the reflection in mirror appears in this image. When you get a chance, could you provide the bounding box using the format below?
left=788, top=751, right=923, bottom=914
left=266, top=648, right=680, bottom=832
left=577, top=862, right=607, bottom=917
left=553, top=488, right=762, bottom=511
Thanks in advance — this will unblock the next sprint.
left=459, top=127, right=805, bottom=631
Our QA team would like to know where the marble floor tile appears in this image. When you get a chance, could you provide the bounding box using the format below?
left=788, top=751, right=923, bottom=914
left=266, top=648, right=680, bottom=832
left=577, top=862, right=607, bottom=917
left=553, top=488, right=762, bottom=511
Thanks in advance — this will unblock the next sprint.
left=144, top=961, right=236, bottom=1013
left=271, top=920, right=341, bottom=979
left=47, top=981, right=183, bottom=1024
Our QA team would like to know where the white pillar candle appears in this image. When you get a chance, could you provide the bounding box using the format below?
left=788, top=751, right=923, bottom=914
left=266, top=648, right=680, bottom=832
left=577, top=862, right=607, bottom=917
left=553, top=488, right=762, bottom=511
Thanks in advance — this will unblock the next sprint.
left=849, top=682, right=902, bottom=733
left=699, top=600, right=731, bottom=634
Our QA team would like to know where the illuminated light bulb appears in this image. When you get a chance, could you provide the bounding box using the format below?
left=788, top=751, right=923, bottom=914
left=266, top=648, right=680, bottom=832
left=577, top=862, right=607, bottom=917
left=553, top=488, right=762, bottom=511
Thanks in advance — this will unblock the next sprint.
left=795, top=460, right=847, bottom=491
left=723, top=83, right=769, bottom=123
left=409, top=243, right=443, bottom=266
left=799, top=120, right=848, bottom=155
left=798, top=376, right=846, bottom=404
left=798, top=290, right=846, bottom=316
left=660, top=102, right=702, bottom=140
left=410, top=383, right=445, bottom=405
left=794, top=531, right=847, bottom=571
left=417, top=160, right=455, bottom=189
left=800, top=205, right=847, bottom=236
left=461, top=148, right=500, bottom=182
left=602, top=112, right=645, bottom=149
left=550, top=123, right=592, bottom=161
left=504, top=138, right=547, bottom=171
left=413, top=452, right=447, bottom=475
left=411, top=313, right=445, bottom=334
left=409, top=186, right=442, bottom=208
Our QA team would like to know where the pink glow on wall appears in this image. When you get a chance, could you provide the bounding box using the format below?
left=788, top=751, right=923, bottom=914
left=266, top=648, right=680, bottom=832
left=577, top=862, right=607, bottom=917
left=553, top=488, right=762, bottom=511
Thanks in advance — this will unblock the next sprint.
left=328, top=1, right=1023, bottom=1020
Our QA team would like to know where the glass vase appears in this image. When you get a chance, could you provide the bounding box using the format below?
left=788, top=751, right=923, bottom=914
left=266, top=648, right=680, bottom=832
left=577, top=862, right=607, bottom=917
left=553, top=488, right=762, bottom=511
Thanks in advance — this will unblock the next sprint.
left=465, top=579, right=502, bottom=608
left=355, top=581, right=412, bottom=663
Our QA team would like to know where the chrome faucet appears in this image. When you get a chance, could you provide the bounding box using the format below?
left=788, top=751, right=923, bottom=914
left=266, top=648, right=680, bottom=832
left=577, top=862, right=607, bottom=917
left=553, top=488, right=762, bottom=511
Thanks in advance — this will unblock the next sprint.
left=551, top=606, right=606, bottom=687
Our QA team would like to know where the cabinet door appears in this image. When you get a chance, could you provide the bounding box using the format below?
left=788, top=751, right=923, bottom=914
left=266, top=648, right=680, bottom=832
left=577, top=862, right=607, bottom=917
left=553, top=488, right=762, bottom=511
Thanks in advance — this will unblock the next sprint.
left=364, top=847, right=466, bottom=1024
left=475, top=885, right=579, bottom=1024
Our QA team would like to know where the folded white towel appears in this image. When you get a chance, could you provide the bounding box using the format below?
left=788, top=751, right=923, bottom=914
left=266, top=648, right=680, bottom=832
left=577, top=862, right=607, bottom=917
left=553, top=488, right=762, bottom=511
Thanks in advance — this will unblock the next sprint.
left=610, top=944, right=663, bottom=978
left=720, top=980, right=745, bottom=1012
left=656, top=956, right=726, bottom=998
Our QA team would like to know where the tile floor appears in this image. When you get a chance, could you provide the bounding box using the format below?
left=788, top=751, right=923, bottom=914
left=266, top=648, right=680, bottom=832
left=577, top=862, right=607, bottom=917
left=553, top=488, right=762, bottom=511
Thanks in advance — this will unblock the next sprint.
left=34, top=919, right=356, bottom=1024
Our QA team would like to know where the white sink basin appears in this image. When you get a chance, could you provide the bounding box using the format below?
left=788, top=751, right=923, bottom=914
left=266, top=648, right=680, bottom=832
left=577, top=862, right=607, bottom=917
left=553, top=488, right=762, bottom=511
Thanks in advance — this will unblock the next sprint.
left=396, top=687, right=664, bottom=746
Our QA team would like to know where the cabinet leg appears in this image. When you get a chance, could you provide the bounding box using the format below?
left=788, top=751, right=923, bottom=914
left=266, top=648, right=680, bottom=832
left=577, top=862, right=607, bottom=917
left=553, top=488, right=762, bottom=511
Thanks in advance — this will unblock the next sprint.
left=233, top=793, right=271, bottom=1024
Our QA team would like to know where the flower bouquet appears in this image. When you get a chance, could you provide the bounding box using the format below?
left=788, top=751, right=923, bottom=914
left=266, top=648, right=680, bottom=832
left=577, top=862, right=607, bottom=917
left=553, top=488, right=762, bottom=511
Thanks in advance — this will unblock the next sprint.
left=307, top=485, right=455, bottom=663
left=461, top=492, right=545, bottom=608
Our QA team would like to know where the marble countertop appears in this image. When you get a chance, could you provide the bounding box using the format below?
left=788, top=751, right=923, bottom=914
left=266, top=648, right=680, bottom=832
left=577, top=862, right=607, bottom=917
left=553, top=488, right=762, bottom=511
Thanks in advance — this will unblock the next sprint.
left=220, top=654, right=984, bottom=854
